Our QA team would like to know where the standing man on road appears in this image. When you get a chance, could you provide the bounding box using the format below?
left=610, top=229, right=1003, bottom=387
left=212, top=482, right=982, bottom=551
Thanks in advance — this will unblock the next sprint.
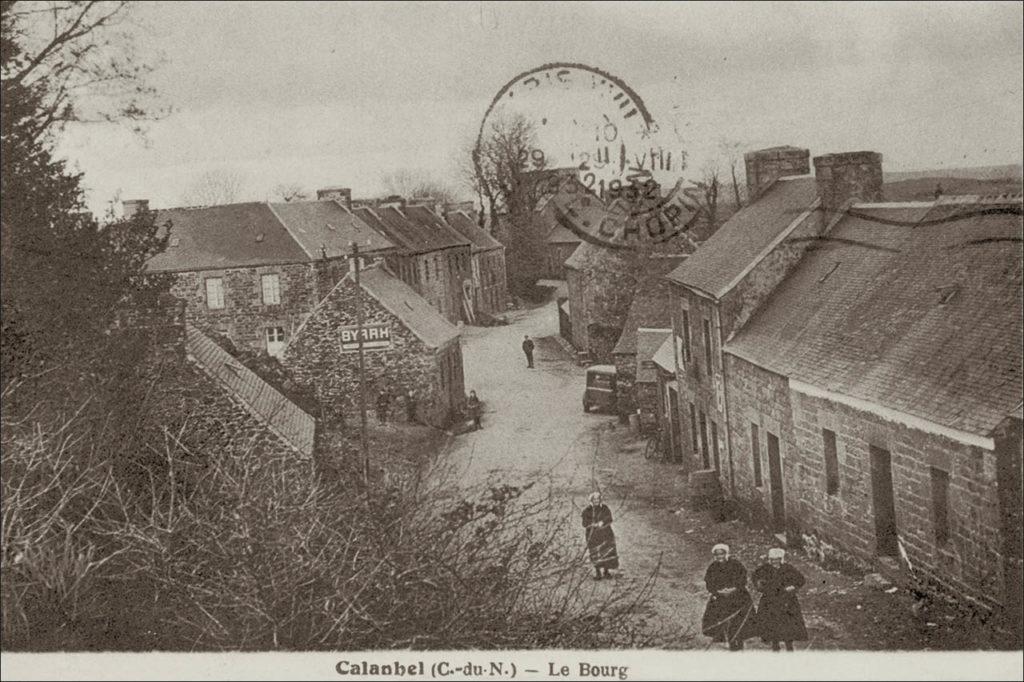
left=522, top=335, right=535, bottom=369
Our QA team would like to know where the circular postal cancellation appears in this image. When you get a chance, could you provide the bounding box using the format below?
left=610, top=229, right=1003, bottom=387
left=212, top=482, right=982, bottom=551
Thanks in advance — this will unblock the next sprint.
left=473, top=62, right=697, bottom=250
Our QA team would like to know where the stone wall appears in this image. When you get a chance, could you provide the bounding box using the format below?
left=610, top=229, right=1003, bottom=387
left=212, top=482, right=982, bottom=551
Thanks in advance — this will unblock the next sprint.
left=408, top=247, right=471, bottom=324
left=138, top=323, right=314, bottom=485
left=671, top=286, right=727, bottom=474
left=725, top=352, right=1008, bottom=609
left=544, top=243, right=580, bottom=280
left=282, top=278, right=463, bottom=428
left=566, top=268, right=589, bottom=352
left=719, top=205, right=822, bottom=338
left=171, top=262, right=319, bottom=355
left=473, top=248, right=508, bottom=316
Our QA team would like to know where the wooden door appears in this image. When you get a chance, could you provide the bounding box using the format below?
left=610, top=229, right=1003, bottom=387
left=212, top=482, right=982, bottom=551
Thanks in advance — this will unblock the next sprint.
left=767, top=432, right=785, bottom=533
left=870, top=445, right=899, bottom=556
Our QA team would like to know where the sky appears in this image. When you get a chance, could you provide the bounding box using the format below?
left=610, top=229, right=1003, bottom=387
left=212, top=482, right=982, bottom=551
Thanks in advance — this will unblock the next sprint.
left=52, top=1, right=1024, bottom=214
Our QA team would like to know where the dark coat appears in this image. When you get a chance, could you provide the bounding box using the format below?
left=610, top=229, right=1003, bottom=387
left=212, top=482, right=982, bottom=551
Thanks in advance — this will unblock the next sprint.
left=701, top=558, right=758, bottom=643
left=581, top=503, right=619, bottom=569
left=466, top=395, right=482, bottom=418
left=522, top=339, right=535, bottom=354
left=751, top=562, right=808, bottom=642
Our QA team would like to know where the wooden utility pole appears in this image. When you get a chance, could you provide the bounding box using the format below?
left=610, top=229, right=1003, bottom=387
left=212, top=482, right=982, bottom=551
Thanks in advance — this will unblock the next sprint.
left=351, top=241, right=370, bottom=486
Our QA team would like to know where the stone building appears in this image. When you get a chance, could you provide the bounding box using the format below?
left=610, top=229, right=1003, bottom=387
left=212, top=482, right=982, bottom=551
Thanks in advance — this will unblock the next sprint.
left=611, top=255, right=686, bottom=423
left=532, top=188, right=584, bottom=280
left=564, top=185, right=697, bottom=365
left=146, top=199, right=394, bottom=357
left=352, top=204, right=472, bottom=324
left=444, top=209, right=508, bottom=319
left=722, top=192, right=1023, bottom=620
left=134, top=307, right=316, bottom=479
left=283, top=264, right=464, bottom=428
left=664, top=146, right=822, bottom=475
left=565, top=240, right=638, bottom=365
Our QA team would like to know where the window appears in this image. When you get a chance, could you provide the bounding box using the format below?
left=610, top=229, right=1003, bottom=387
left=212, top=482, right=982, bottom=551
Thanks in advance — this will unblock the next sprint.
left=261, top=274, right=281, bottom=305
left=711, top=420, right=721, bottom=471
left=823, top=428, right=839, bottom=495
left=751, top=423, right=763, bottom=487
left=931, top=467, right=950, bottom=545
left=689, top=403, right=699, bottom=452
left=266, top=326, right=286, bottom=357
left=680, top=309, right=692, bottom=363
left=422, top=259, right=429, bottom=281
left=699, top=410, right=710, bottom=469
left=702, top=318, right=713, bottom=374
left=205, top=278, right=224, bottom=309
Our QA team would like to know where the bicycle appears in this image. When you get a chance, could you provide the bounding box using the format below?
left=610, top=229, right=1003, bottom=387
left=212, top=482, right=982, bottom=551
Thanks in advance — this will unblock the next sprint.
left=642, top=430, right=667, bottom=461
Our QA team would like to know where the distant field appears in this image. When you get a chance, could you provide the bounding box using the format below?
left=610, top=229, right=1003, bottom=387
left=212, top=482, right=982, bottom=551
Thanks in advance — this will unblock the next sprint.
left=884, top=163, right=1022, bottom=182
left=884, top=176, right=1022, bottom=202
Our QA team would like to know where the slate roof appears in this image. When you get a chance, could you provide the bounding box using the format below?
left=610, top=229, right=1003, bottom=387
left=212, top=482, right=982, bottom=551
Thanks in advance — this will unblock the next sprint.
left=636, top=329, right=671, bottom=383
left=148, top=200, right=394, bottom=272
left=564, top=238, right=635, bottom=273
left=612, top=255, right=687, bottom=355
left=666, top=177, right=819, bottom=297
left=724, top=198, right=1024, bottom=438
left=547, top=223, right=582, bottom=244
left=445, top=210, right=502, bottom=252
left=358, top=266, right=459, bottom=349
left=185, top=325, right=315, bottom=457
left=353, top=205, right=468, bottom=254
left=149, top=202, right=309, bottom=272
left=269, top=200, right=394, bottom=259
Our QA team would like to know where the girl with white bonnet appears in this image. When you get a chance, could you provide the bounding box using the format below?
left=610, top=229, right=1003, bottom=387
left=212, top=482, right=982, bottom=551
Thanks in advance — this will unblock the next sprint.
left=751, top=547, right=808, bottom=651
left=701, top=543, right=757, bottom=650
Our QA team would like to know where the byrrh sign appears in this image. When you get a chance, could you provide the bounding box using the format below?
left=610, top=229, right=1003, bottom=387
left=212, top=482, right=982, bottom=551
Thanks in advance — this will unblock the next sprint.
left=339, top=324, right=392, bottom=352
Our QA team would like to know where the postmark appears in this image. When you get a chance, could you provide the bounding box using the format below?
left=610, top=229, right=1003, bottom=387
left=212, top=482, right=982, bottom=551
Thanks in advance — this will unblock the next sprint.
left=473, top=62, right=698, bottom=250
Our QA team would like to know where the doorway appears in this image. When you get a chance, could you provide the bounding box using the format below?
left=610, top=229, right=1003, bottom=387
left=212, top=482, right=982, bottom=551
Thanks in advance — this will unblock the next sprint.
left=668, top=387, right=682, bottom=463
left=870, top=445, right=899, bottom=556
left=766, top=432, right=785, bottom=533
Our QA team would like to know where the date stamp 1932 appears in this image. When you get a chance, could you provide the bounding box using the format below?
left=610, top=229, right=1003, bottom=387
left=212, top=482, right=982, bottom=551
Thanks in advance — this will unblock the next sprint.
left=473, top=62, right=697, bottom=249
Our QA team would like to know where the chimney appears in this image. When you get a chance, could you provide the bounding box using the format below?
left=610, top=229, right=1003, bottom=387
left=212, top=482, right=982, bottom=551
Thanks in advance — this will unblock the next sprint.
left=744, top=146, right=810, bottom=202
left=377, top=195, right=406, bottom=210
left=316, top=187, right=352, bottom=209
left=122, top=199, right=149, bottom=220
left=812, top=151, right=883, bottom=215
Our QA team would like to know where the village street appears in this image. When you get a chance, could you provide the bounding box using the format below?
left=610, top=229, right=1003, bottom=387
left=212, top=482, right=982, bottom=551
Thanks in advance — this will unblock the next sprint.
left=431, top=295, right=1005, bottom=651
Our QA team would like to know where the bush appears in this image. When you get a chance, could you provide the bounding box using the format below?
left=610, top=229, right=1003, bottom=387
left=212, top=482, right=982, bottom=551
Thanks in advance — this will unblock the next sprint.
left=2, top=385, right=657, bottom=650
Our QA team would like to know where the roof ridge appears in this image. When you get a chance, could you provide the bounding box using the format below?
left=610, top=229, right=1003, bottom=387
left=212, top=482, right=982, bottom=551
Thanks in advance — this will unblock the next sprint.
left=265, top=201, right=315, bottom=260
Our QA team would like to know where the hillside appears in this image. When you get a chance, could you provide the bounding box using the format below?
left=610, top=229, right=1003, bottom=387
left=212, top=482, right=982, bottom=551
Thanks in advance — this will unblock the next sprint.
left=884, top=176, right=1022, bottom=202
left=884, top=163, right=1022, bottom=182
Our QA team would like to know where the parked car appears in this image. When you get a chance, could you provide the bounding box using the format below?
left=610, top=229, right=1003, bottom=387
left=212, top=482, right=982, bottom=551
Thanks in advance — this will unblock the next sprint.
left=583, top=364, right=618, bottom=413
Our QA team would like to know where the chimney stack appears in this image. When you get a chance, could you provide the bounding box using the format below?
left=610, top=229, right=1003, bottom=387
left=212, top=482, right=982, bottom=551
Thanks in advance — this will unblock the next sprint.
left=812, top=151, right=883, bottom=215
left=316, top=187, right=352, bottom=209
left=122, top=199, right=149, bottom=220
left=744, top=146, right=810, bottom=202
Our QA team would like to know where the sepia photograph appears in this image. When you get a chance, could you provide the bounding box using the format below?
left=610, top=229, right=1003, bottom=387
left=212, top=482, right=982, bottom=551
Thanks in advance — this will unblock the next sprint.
left=1, top=1, right=1021, bottom=680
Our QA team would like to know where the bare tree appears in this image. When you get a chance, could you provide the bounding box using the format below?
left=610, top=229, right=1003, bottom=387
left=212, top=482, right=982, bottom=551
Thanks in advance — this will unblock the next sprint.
left=471, top=114, right=553, bottom=292
left=717, top=139, right=747, bottom=209
left=271, top=183, right=308, bottom=202
left=380, top=169, right=460, bottom=204
left=181, top=169, right=248, bottom=207
left=689, top=160, right=721, bottom=231
left=1, top=0, right=169, bottom=139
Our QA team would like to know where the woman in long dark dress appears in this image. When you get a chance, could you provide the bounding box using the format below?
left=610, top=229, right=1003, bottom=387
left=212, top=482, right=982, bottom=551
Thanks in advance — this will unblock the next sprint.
left=701, top=544, right=757, bottom=650
left=751, top=548, right=808, bottom=651
left=581, top=492, right=619, bottom=580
